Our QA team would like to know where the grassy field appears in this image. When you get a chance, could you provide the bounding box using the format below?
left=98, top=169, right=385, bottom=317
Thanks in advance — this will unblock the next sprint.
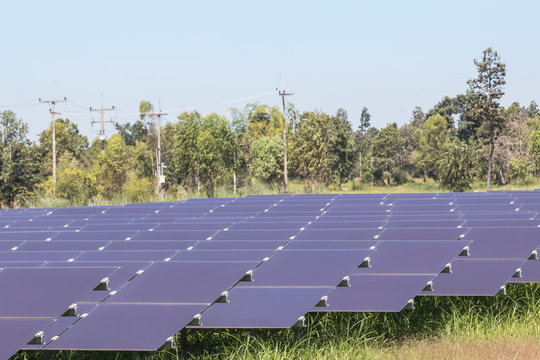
left=23, top=177, right=540, bottom=208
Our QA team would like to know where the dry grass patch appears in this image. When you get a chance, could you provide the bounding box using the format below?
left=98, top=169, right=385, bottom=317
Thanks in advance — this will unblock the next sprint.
left=390, top=336, right=540, bottom=360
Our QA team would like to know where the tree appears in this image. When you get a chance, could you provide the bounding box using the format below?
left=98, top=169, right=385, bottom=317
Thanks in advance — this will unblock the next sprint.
left=169, top=111, right=202, bottom=189
left=53, top=154, right=97, bottom=206
left=438, top=138, right=480, bottom=192
left=0, top=111, right=40, bottom=206
left=359, top=107, right=371, bottom=134
left=371, top=123, right=402, bottom=185
left=467, top=48, right=507, bottom=191
left=115, top=100, right=156, bottom=146
left=38, top=118, right=89, bottom=175
left=416, top=114, right=449, bottom=181
left=526, top=100, right=540, bottom=119
left=356, top=107, right=372, bottom=178
left=292, top=111, right=356, bottom=187
left=249, top=136, right=285, bottom=183
left=92, top=134, right=132, bottom=196
left=196, top=113, right=235, bottom=197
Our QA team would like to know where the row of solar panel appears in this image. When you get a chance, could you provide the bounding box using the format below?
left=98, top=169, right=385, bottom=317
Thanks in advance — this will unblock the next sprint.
left=0, top=192, right=539, bottom=358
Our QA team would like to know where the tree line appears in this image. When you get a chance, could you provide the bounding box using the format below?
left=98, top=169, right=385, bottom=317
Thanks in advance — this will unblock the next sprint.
left=1, top=48, right=540, bottom=207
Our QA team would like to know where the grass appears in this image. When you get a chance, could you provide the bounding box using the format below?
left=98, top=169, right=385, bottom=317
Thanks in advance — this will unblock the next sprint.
left=12, top=284, right=540, bottom=360
left=21, top=178, right=540, bottom=209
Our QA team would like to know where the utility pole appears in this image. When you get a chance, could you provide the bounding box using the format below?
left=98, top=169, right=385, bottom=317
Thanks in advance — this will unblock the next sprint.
left=90, top=94, right=115, bottom=151
left=148, top=108, right=167, bottom=201
left=278, top=74, right=293, bottom=194
left=39, top=96, right=66, bottom=193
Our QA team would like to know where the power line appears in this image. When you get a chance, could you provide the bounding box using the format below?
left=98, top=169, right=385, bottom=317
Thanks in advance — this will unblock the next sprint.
left=147, top=104, right=167, bottom=201
left=39, top=96, right=67, bottom=192
left=278, top=74, right=293, bottom=195
left=90, top=93, right=115, bottom=151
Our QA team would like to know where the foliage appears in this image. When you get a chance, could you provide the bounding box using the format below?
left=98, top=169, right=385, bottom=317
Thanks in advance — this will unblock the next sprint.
left=37, top=117, right=89, bottom=175
left=438, top=138, right=481, bottom=192
left=92, top=134, right=133, bottom=196
left=197, top=113, right=235, bottom=197
left=467, top=47, right=507, bottom=190
left=0, top=111, right=40, bottom=206
left=416, top=114, right=449, bottom=181
left=124, top=174, right=154, bottom=203
left=292, top=110, right=356, bottom=185
left=249, top=136, right=285, bottom=183
left=372, top=123, right=402, bottom=185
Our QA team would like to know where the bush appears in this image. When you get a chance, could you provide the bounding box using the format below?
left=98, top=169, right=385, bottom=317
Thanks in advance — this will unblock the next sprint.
left=124, top=175, right=154, bottom=203
left=249, top=136, right=285, bottom=183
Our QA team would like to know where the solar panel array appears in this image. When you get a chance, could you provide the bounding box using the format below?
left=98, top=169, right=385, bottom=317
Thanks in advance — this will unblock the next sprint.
left=1, top=191, right=539, bottom=358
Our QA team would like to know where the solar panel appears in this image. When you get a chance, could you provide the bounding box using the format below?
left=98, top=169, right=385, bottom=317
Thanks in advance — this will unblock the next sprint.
left=307, top=221, right=386, bottom=229
left=17, top=240, right=110, bottom=251
left=0, top=267, right=117, bottom=318
left=74, top=250, right=178, bottom=262
left=155, top=223, right=232, bottom=231
left=508, top=258, right=540, bottom=283
left=0, top=251, right=82, bottom=261
left=353, top=241, right=469, bottom=275
left=171, top=250, right=271, bottom=262
left=384, top=220, right=464, bottom=228
left=108, top=261, right=257, bottom=304
left=228, top=222, right=306, bottom=230
left=45, top=303, right=207, bottom=351
left=421, top=260, right=524, bottom=296
left=130, top=230, right=217, bottom=241
left=0, top=240, right=23, bottom=251
left=21, top=303, right=97, bottom=350
left=247, top=249, right=372, bottom=287
left=294, top=228, right=381, bottom=240
left=52, top=231, right=136, bottom=241
left=0, top=261, right=46, bottom=268
left=192, top=240, right=285, bottom=250
left=44, top=261, right=152, bottom=302
left=199, top=287, right=331, bottom=328
left=285, top=240, right=376, bottom=250
left=104, top=240, right=196, bottom=251
left=0, top=319, right=52, bottom=359
left=318, top=274, right=433, bottom=312
left=0, top=232, right=57, bottom=241
left=211, top=229, right=299, bottom=241
left=377, top=228, right=466, bottom=241
left=1, top=191, right=539, bottom=355
left=463, top=219, right=540, bottom=227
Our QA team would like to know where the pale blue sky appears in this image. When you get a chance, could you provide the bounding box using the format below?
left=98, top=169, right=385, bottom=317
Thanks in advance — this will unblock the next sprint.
left=1, top=0, right=539, bottom=139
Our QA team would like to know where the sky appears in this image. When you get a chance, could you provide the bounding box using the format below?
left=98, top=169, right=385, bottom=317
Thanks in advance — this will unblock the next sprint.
left=1, top=0, right=539, bottom=139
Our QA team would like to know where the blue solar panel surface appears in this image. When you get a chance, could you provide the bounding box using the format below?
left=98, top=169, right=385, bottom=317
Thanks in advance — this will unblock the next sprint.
left=0, top=191, right=539, bottom=357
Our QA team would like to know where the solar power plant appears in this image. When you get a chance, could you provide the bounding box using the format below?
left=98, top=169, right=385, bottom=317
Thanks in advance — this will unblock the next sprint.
left=0, top=191, right=539, bottom=358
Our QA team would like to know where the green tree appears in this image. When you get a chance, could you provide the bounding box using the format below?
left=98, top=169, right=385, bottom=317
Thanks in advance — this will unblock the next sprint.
left=115, top=100, right=156, bottom=146
left=292, top=111, right=356, bottom=186
left=0, top=111, right=40, bottom=206
left=372, top=123, right=402, bottom=185
left=416, top=114, right=449, bottom=181
left=52, top=155, right=97, bottom=206
left=92, top=134, right=132, bottom=196
left=38, top=118, right=89, bottom=175
left=467, top=47, right=507, bottom=190
left=169, top=111, right=202, bottom=189
left=196, top=113, right=235, bottom=197
left=438, top=138, right=480, bottom=192
left=249, top=136, right=285, bottom=183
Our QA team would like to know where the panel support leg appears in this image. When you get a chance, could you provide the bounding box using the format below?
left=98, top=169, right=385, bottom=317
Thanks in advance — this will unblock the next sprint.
left=180, top=328, right=188, bottom=360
